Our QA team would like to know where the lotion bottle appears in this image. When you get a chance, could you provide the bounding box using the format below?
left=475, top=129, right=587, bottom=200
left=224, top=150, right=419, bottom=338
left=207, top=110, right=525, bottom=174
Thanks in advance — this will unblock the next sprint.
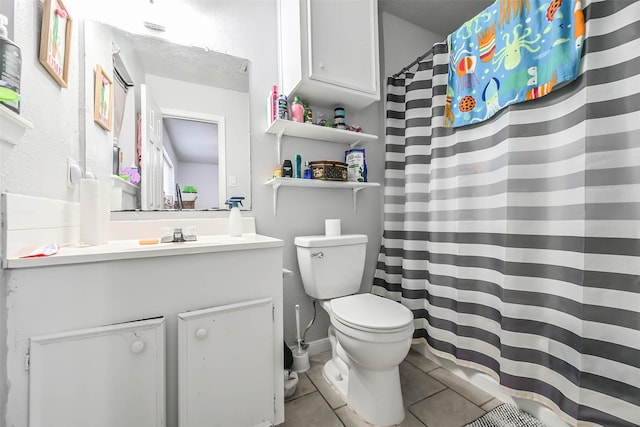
left=225, top=197, right=245, bottom=237
left=291, top=96, right=304, bottom=122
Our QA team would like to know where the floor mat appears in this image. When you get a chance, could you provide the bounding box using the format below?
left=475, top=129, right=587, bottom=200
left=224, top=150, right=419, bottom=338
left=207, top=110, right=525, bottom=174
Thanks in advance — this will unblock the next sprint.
left=465, top=404, right=547, bottom=427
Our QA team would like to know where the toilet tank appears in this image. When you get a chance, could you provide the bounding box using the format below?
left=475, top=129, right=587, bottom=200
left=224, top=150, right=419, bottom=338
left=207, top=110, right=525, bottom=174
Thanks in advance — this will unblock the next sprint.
left=294, top=234, right=368, bottom=300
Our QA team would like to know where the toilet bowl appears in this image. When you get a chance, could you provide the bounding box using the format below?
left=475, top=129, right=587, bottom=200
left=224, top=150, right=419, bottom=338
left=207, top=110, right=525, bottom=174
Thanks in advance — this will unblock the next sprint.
left=294, top=234, right=415, bottom=426
left=322, top=294, right=414, bottom=426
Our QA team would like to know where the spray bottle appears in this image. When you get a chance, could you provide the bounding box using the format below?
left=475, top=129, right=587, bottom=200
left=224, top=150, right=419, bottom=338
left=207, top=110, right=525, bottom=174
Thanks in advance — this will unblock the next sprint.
left=225, top=197, right=245, bottom=237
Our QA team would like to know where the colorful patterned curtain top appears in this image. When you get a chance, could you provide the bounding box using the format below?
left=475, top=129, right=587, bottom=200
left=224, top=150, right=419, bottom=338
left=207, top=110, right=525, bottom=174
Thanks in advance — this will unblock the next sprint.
left=445, top=0, right=585, bottom=128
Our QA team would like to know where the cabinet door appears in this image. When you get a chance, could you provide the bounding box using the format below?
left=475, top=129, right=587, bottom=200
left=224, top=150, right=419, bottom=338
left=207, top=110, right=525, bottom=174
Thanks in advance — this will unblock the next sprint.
left=178, top=298, right=274, bottom=427
left=28, top=317, right=166, bottom=427
left=307, top=0, right=379, bottom=95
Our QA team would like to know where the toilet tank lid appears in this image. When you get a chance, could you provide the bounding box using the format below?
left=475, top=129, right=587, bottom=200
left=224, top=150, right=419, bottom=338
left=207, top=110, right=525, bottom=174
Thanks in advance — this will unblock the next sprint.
left=294, top=234, right=368, bottom=248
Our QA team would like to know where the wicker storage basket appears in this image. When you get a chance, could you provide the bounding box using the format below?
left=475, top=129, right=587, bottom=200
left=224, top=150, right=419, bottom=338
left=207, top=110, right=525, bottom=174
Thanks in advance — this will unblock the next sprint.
left=309, top=161, right=348, bottom=181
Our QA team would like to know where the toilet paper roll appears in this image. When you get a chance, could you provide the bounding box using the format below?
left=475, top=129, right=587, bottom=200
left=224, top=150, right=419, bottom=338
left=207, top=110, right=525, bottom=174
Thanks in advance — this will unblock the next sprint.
left=80, top=179, right=110, bottom=245
left=325, top=219, right=341, bottom=237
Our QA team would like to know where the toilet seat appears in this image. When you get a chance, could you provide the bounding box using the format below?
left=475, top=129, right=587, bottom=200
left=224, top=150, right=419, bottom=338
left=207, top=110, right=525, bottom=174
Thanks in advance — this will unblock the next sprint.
left=330, top=294, right=413, bottom=333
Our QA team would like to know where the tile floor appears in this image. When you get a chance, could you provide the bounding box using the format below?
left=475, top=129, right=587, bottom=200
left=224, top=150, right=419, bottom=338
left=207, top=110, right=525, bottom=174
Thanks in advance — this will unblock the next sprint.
left=281, top=349, right=504, bottom=427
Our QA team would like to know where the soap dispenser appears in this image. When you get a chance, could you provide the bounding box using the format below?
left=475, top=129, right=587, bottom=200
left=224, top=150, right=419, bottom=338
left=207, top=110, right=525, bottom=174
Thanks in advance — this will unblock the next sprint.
left=225, top=197, right=245, bottom=237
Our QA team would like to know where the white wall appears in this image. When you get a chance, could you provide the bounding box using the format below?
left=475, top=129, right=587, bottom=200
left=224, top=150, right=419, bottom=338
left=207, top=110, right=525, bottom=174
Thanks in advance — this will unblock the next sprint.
left=2, top=1, right=82, bottom=201
left=176, top=162, right=218, bottom=210
left=381, top=11, right=444, bottom=78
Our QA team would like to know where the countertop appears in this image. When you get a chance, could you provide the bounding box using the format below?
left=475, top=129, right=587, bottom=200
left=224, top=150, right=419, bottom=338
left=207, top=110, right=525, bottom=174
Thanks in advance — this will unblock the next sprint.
left=4, top=233, right=283, bottom=269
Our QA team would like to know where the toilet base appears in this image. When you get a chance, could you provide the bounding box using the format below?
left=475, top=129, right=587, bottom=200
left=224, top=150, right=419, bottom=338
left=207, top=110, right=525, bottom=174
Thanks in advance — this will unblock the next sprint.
left=323, top=357, right=405, bottom=426
left=322, top=357, right=349, bottom=400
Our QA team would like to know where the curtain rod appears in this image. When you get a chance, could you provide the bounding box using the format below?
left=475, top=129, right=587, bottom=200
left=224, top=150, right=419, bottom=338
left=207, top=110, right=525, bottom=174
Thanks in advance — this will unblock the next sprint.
left=392, top=46, right=434, bottom=78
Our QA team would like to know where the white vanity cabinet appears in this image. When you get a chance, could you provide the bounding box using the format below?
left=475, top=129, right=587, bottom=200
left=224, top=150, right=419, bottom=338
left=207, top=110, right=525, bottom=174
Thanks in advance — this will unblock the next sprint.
left=3, top=238, right=284, bottom=427
left=278, top=0, right=380, bottom=111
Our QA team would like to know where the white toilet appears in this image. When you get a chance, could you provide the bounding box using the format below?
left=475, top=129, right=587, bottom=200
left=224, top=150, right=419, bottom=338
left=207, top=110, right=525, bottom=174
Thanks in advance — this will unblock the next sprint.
left=294, top=234, right=415, bottom=426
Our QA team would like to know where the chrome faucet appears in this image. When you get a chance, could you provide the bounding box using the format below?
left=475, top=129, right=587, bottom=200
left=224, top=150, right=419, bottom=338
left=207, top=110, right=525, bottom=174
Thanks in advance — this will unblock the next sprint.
left=175, top=183, right=183, bottom=210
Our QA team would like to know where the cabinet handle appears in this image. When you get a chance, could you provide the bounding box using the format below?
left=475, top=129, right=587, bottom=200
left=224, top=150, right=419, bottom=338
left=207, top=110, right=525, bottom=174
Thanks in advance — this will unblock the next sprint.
left=195, top=328, right=208, bottom=340
left=130, top=341, right=145, bottom=354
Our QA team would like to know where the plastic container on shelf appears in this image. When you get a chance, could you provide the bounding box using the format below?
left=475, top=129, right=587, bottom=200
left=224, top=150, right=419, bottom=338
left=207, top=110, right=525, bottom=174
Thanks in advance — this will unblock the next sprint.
left=277, top=94, right=288, bottom=120
left=303, top=103, right=312, bottom=124
left=304, top=161, right=311, bottom=179
left=0, top=14, right=21, bottom=113
left=291, top=96, right=304, bottom=122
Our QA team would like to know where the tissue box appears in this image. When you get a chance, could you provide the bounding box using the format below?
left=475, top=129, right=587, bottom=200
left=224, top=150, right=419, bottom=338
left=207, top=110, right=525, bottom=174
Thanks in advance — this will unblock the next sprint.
left=309, top=161, right=348, bottom=181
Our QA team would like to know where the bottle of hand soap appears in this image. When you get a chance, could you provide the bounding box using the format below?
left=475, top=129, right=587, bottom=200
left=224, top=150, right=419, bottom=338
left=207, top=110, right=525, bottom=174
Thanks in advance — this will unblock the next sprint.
left=225, top=197, right=245, bottom=237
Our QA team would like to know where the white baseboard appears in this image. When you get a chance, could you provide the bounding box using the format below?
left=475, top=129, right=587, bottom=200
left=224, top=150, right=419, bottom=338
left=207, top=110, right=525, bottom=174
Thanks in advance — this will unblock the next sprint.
left=306, top=337, right=331, bottom=355
left=289, top=337, right=331, bottom=356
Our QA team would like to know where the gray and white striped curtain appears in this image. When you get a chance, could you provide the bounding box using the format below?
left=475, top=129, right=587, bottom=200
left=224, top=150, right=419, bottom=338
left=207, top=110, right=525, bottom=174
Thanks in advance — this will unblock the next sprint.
left=373, top=1, right=640, bottom=426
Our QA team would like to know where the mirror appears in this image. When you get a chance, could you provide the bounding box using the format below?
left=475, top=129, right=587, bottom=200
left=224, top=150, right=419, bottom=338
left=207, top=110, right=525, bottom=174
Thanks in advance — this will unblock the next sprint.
left=83, top=21, right=251, bottom=211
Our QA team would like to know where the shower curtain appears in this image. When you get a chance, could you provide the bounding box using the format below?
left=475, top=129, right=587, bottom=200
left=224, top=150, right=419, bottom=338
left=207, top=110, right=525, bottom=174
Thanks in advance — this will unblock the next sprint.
left=373, top=1, right=640, bottom=426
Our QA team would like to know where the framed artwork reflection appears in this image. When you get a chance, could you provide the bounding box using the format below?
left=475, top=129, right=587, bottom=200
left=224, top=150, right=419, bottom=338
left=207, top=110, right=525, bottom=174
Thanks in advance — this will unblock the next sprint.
left=39, top=0, right=72, bottom=87
left=93, top=65, right=113, bottom=131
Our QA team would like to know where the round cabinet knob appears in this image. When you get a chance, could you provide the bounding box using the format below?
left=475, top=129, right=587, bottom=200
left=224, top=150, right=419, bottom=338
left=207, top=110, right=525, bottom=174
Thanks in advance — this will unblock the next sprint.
left=130, top=341, right=145, bottom=354
left=195, top=328, right=208, bottom=340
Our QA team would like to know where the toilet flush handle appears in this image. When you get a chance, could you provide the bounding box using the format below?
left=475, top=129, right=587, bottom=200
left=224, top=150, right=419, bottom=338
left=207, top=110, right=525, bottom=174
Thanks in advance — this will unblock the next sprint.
left=311, top=252, right=324, bottom=259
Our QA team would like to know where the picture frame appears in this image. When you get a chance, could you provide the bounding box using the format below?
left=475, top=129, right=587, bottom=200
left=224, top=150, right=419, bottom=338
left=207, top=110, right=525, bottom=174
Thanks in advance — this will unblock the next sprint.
left=39, top=0, right=72, bottom=87
left=93, top=65, right=113, bottom=131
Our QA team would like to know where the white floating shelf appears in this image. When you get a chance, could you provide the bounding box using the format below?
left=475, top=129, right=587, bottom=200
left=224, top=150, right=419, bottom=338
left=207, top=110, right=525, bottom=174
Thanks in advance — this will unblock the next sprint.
left=266, top=119, right=378, bottom=163
left=0, top=104, right=33, bottom=145
left=266, top=119, right=377, bottom=144
left=265, top=177, right=380, bottom=215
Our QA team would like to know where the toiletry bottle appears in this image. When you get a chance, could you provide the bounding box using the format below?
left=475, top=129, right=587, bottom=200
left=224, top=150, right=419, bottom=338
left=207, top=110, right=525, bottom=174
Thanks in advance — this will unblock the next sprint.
left=303, top=103, right=313, bottom=124
left=291, top=96, right=304, bottom=122
left=277, top=94, right=288, bottom=120
left=294, top=154, right=302, bottom=178
left=0, top=14, right=21, bottom=113
left=334, top=106, right=346, bottom=130
left=304, top=161, right=311, bottom=179
left=282, top=159, right=293, bottom=177
left=268, top=85, right=278, bottom=124
left=225, top=197, right=245, bottom=237
left=112, top=143, right=121, bottom=175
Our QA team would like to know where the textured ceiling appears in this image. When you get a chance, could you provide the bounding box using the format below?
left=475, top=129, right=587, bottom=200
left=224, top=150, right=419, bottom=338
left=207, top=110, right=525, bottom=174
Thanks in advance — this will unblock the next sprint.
left=378, top=0, right=494, bottom=37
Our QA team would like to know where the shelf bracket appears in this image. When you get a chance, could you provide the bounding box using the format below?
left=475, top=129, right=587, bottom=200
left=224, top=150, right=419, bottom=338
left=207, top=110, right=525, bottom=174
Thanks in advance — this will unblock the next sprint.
left=349, top=139, right=363, bottom=149
left=272, top=182, right=282, bottom=216
left=276, top=128, right=285, bottom=164
left=352, top=187, right=364, bottom=213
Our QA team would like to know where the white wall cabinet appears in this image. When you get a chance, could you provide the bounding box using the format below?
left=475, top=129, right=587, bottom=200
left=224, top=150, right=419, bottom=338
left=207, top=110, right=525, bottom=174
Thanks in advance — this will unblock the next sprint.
left=28, top=317, right=166, bottom=427
left=278, top=0, right=380, bottom=111
left=178, top=298, right=274, bottom=427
